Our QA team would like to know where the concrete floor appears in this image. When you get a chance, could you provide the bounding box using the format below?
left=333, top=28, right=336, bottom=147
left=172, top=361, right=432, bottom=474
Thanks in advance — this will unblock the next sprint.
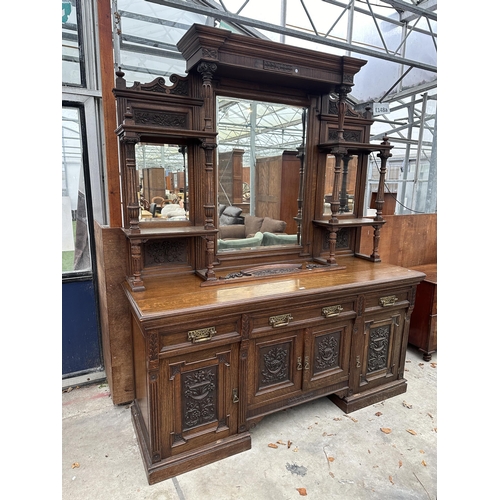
left=62, top=345, right=437, bottom=500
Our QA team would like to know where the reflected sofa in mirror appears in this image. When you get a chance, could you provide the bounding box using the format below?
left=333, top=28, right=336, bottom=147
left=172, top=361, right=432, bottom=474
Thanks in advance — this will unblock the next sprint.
left=136, top=143, right=189, bottom=222
left=216, top=97, right=305, bottom=252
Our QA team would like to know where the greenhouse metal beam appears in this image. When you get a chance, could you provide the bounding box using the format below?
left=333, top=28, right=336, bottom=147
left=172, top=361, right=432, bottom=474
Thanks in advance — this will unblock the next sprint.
left=146, top=0, right=436, bottom=73
left=379, top=0, right=437, bottom=22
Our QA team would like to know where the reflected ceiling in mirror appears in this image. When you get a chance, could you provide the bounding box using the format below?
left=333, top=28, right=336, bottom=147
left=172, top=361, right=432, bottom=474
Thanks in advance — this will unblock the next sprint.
left=136, top=143, right=189, bottom=222
left=216, top=97, right=305, bottom=252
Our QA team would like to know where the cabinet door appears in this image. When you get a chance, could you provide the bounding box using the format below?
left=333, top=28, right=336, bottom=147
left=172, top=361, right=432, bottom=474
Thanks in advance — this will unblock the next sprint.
left=163, top=343, right=239, bottom=458
left=302, top=319, right=352, bottom=393
left=356, top=309, right=405, bottom=392
left=247, top=329, right=304, bottom=413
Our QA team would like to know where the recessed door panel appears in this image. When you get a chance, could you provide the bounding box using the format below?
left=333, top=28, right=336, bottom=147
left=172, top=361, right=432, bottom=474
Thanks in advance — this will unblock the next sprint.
left=248, top=330, right=303, bottom=409
left=303, top=321, right=352, bottom=392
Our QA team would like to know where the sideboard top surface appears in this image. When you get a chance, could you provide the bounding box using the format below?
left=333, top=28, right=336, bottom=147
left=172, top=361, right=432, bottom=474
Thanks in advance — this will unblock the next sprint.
left=123, top=257, right=425, bottom=322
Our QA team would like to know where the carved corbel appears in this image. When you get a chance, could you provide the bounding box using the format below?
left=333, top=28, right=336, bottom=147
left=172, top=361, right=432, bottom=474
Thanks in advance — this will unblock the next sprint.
left=197, top=61, right=217, bottom=131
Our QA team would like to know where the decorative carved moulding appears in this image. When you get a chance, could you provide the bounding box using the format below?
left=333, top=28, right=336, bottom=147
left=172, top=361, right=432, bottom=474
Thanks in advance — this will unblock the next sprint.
left=176, top=24, right=366, bottom=95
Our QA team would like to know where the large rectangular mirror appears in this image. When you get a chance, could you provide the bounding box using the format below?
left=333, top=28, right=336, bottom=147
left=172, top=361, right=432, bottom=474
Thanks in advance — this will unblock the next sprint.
left=136, top=143, right=189, bottom=222
left=216, top=97, right=306, bottom=252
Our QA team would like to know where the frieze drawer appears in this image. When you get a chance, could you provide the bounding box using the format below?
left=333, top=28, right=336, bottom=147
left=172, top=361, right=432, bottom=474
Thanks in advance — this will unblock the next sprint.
left=364, top=289, right=411, bottom=312
left=158, top=319, right=241, bottom=352
left=249, top=297, right=356, bottom=336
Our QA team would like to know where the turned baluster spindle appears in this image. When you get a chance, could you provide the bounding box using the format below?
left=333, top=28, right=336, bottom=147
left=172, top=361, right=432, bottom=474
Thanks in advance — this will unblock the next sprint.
left=124, top=138, right=140, bottom=232
left=326, top=229, right=338, bottom=265
left=295, top=108, right=307, bottom=245
left=330, top=151, right=345, bottom=223
left=370, top=224, right=382, bottom=261
left=204, top=235, right=216, bottom=280
left=375, top=136, right=392, bottom=222
left=202, top=142, right=216, bottom=229
left=339, top=154, right=351, bottom=213
left=130, top=240, right=144, bottom=290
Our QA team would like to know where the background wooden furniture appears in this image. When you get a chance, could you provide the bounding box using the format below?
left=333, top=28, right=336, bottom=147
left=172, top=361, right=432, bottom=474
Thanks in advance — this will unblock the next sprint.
left=408, top=263, right=437, bottom=361
left=142, top=168, right=166, bottom=204
left=255, top=151, right=301, bottom=234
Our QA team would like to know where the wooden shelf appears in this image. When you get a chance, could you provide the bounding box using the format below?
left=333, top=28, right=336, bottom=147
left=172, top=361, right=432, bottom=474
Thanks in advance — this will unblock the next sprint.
left=123, top=225, right=218, bottom=241
left=313, top=217, right=384, bottom=228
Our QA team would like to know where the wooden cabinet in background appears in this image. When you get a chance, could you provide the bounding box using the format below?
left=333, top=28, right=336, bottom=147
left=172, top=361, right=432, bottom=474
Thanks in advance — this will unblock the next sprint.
left=408, top=264, right=437, bottom=361
left=255, top=151, right=301, bottom=233
left=142, top=168, right=166, bottom=203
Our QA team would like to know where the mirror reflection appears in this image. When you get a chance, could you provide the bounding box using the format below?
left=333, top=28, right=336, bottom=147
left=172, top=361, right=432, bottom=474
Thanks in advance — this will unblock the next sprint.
left=323, top=154, right=358, bottom=216
left=136, top=143, right=189, bottom=221
left=216, top=97, right=305, bottom=251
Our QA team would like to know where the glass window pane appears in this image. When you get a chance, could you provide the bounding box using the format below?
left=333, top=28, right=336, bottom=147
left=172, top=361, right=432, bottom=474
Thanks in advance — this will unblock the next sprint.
left=62, top=0, right=83, bottom=85
left=62, top=106, right=92, bottom=274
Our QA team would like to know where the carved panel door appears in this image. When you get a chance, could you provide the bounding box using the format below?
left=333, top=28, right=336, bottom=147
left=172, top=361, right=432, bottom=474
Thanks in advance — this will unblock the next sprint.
left=355, top=309, right=406, bottom=393
left=302, top=320, right=353, bottom=393
left=247, top=329, right=304, bottom=412
left=163, top=342, right=239, bottom=458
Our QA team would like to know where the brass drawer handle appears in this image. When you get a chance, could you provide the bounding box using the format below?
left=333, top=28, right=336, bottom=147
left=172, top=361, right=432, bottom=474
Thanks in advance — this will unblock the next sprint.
left=269, top=313, right=293, bottom=328
left=322, top=305, right=343, bottom=318
left=187, top=327, right=216, bottom=343
left=379, top=295, right=397, bottom=307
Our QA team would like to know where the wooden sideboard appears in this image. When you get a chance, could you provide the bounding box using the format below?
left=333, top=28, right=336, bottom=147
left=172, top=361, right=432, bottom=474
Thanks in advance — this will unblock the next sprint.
left=111, top=24, right=427, bottom=484
left=123, top=257, right=424, bottom=484
left=408, top=263, right=437, bottom=361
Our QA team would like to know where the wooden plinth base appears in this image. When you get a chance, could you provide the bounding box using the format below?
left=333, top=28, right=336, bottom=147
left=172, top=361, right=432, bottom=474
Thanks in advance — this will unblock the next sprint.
left=328, top=379, right=407, bottom=414
left=131, top=402, right=252, bottom=484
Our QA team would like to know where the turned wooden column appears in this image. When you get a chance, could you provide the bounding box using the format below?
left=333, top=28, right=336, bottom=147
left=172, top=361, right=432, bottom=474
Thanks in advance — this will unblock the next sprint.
left=335, top=84, right=351, bottom=141
left=374, top=136, right=392, bottom=222
left=329, top=148, right=346, bottom=223
left=201, top=140, right=217, bottom=229
left=204, top=235, right=216, bottom=281
left=370, top=136, right=392, bottom=261
left=369, top=224, right=383, bottom=262
left=339, top=154, right=352, bottom=213
left=295, top=109, right=307, bottom=245
left=326, top=227, right=339, bottom=265
left=130, top=239, right=145, bottom=291
left=121, top=117, right=140, bottom=232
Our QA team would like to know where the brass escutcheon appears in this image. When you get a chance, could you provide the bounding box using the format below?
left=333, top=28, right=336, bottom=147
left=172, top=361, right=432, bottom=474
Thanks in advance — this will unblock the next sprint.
left=269, top=313, right=293, bottom=327
left=322, top=305, right=344, bottom=318
left=297, top=357, right=303, bottom=370
left=187, top=326, right=216, bottom=343
left=379, top=295, right=397, bottom=307
left=232, top=389, right=239, bottom=403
